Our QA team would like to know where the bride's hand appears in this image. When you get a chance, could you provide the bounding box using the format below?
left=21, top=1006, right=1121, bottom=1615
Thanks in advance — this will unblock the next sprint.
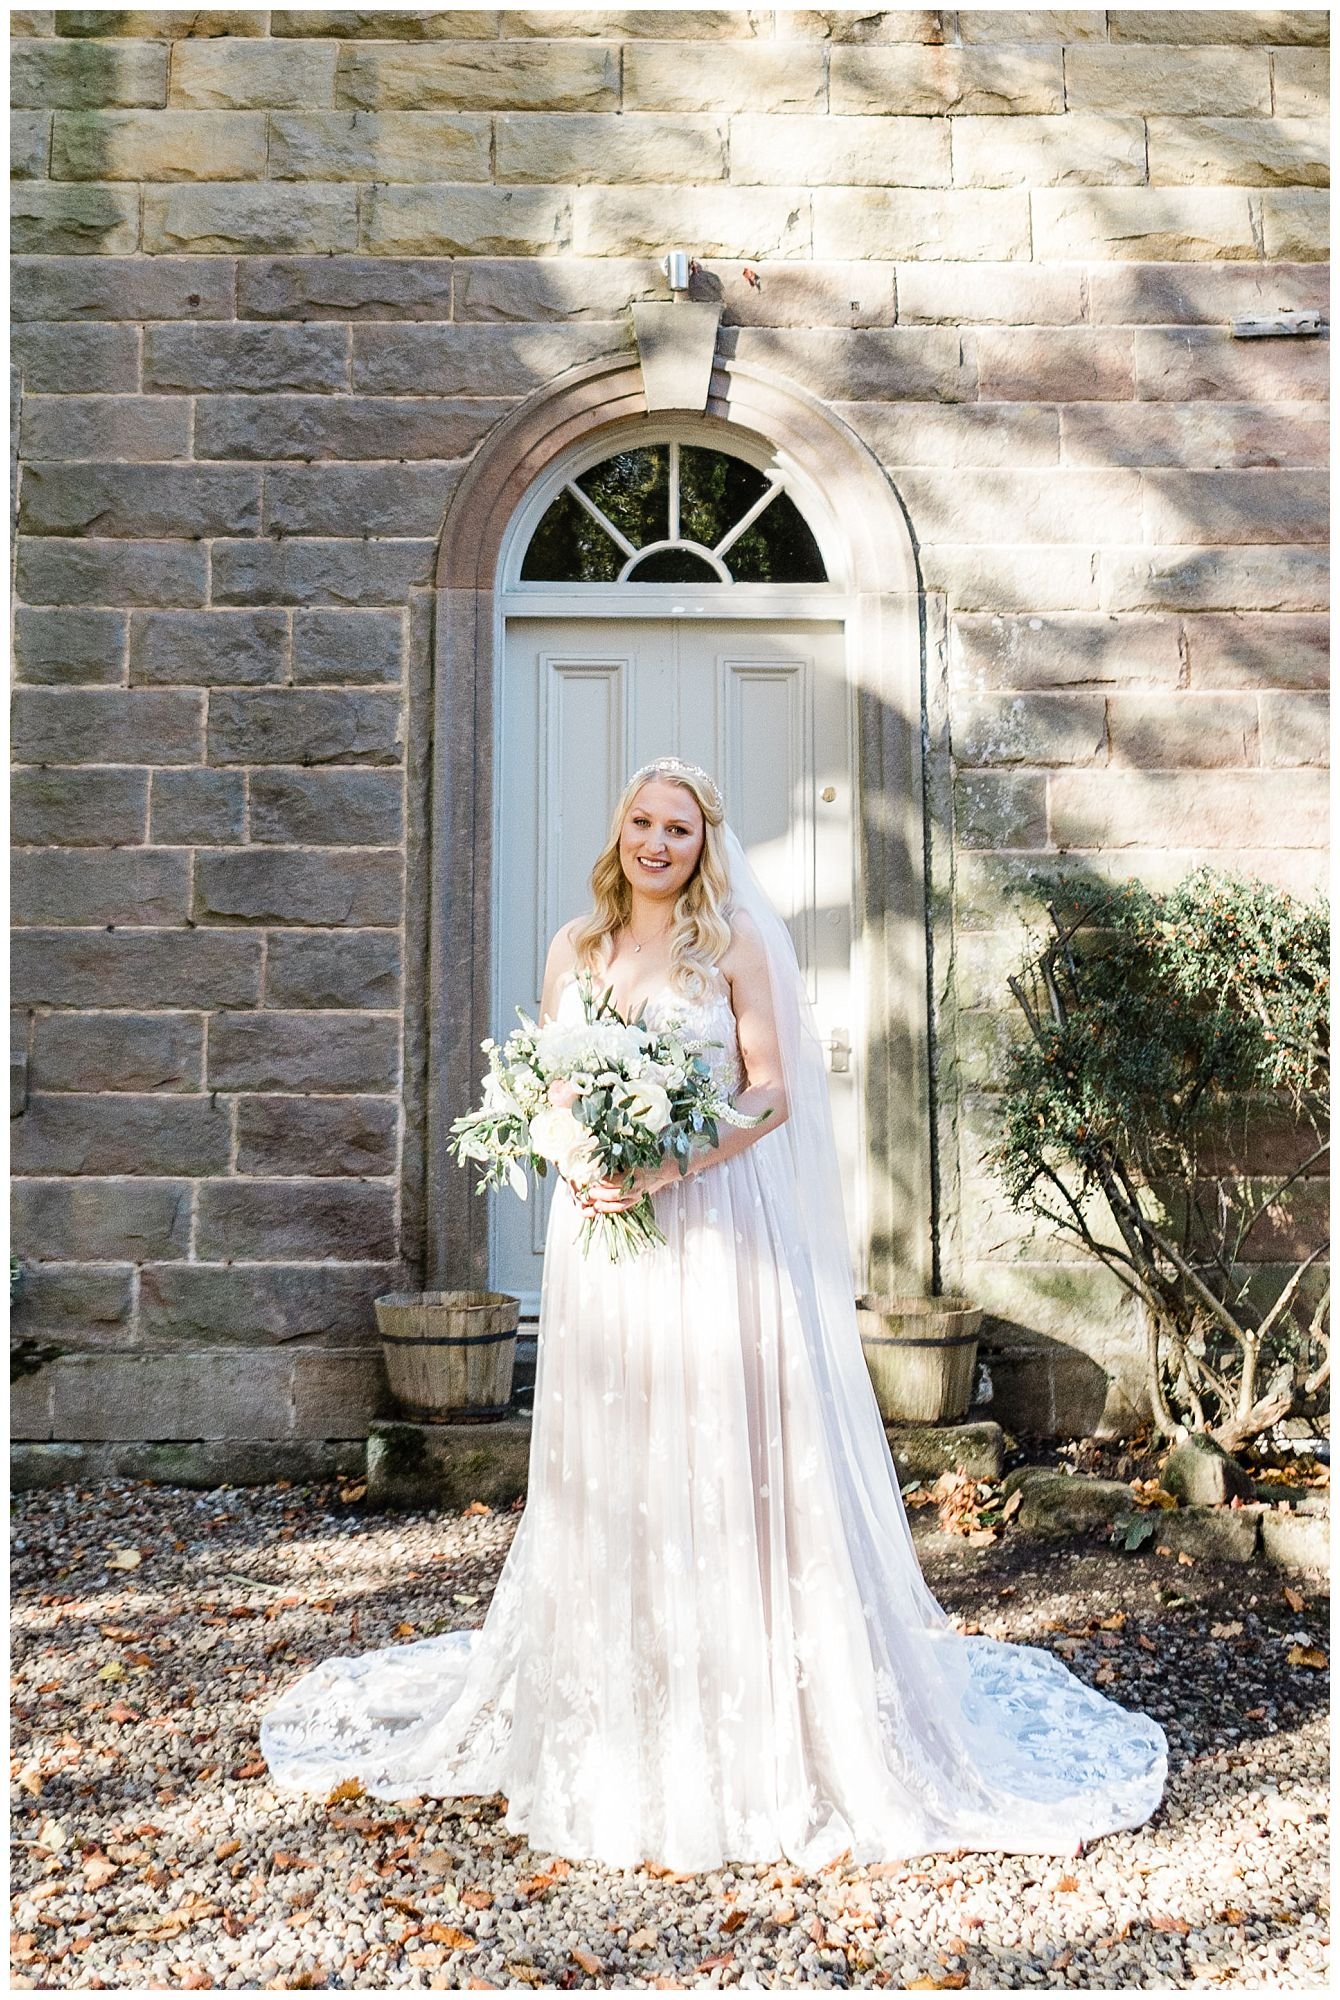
left=571, top=1163, right=674, bottom=1213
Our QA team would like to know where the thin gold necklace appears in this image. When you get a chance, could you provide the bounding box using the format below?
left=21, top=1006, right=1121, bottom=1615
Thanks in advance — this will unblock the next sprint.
left=626, top=913, right=672, bottom=955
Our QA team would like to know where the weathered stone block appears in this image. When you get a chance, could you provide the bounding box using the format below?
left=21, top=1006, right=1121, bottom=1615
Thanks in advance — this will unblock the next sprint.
left=854, top=401, right=1060, bottom=469
left=1034, top=187, right=1257, bottom=260
left=337, top=39, right=618, bottom=111
left=12, top=111, right=51, bottom=179
left=1259, top=1506, right=1330, bottom=1572
left=1259, top=692, right=1329, bottom=767
left=144, top=183, right=358, bottom=255
left=9, top=11, right=55, bottom=34
left=11, top=929, right=262, bottom=1010
left=454, top=254, right=697, bottom=323
left=12, top=767, right=148, bottom=848
left=21, top=394, right=190, bottom=462
left=10, top=1363, right=52, bottom=1443
left=51, top=107, right=268, bottom=180
left=275, top=8, right=496, bottom=35
left=830, top=45, right=1063, bottom=114
left=350, top=320, right=628, bottom=396
left=144, top=323, right=349, bottom=393
left=264, top=929, right=401, bottom=1009
left=977, top=329, right=1134, bottom=401
left=1155, top=1506, right=1261, bottom=1565
left=236, top=1095, right=398, bottom=1177
left=130, top=610, right=288, bottom=687
left=10, top=254, right=236, bottom=322
left=13, top=604, right=126, bottom=692
left=1147, top=115, right=1328, bottom=188
left=361, top=182, right=571, bottom=257
left=10, top=1264, right=133, bottom=1341
left=954, top=772, right=1048, bottom=850
left=1103, top=546, right=1327, bottom=613
left=814, top=188, right=1030, bottom=261
left=20, top=464, right=261, bottom=540
left=150, top=768, right=247, bottom=844
left=886, top=1421, right=1005, bottom=1484
left=32, top=1011, right=204, bottom=1093
left=1109, top=9, right=1328, bottom=44
left=236, top=254, right=453, bottom=320
left=366, top=1416, right=533, bottom=1513
left=169, top=37, right=337, bottom=110
left=1004, top=1469, right=1135, bottom=1538
left=901, top=468, right=1141, bottom=545
left=1061, top=401, right=1328, bottom=471
left=1065, top=46, right=1271, bottom=115
left=496, top=108, right=726, bottom=184
left=138, top=1262, right=397, bottom=1345
left=13, top=1178, right=192, bottom=1262
left=13, top=688, right=205, bottom=766
left=1161, top=1433, right=1255, bottom=1506
left=958, top=9, right=1106, bottom=39
left=516, top=6, right=774, bottom=34
left=576, top=184, right=813, bottom=259
left=194, top=850, right=403, bottom=928
left=12, top=1092, right=230, bottom=1176
left=737, top=110, right=947, bottom=187
left=291, top=1347, right=395, bottom=1437
left=269, top=469, right=458, bottom=542
left=11, top=322, right=139, bottom=394
left=956, top=694, right=1107, bottom=768
left=195, top=394, right=501, bottom=462
left=56, top=9, right=269, bottom=33
left=207, top=688, right=401, bottom=765
left=11, top=37, right=167, bottom=109
left=290, top=610, right=405, bottom=684
left=951, top=613, right=1182, bottom=692
left=1262, top=189, right=1329, bottom=260
left=14, top=850, right=186, bottom=939
left=919, top=545, right=1102, bottom=613
left=725, top=326, right=971, bottom=404
left=953, top=112, right=1145, bottom=188
left=1089, top=259, right=1330, bottom=327
left=896, top=262, right=1085, bottom=326
left=1143, top=470, right=1328, bottom=546
left=210, top=538, right=435, bottom=607
left=249, top=770, right=404, bottom=847
left=1049, top=770, right=1328, bottom=849
left=1183, top=612, right=1328, bottom=691
left=1272, top=47, right=1329, bottom=119
left=271, top=108, right=491, bottom=181
left=11, top=182, right=139, bottom=256
left=1135, top=328, right=1329, bottom=403
left=196, top=1180, right=397, bottom=1261
left=207, top=1010, right=399, bottom=1092
left=49, top=1349, right=295, bottom=1441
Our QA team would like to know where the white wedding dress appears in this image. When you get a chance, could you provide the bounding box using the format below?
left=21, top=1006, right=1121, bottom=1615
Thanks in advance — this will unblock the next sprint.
left=260, top=962, right=1167, bottom=1872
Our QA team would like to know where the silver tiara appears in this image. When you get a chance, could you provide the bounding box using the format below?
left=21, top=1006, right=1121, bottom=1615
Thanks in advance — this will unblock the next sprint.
left=630, top=757, right=723, bottom=815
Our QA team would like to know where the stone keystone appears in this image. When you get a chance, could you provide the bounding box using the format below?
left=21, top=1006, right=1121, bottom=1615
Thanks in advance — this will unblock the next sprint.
left=631, top=300, right=722, bottom=416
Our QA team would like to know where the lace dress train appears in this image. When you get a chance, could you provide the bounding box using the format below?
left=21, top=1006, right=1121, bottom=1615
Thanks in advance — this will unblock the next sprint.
left=259, top=972, right=1166, bottom=1871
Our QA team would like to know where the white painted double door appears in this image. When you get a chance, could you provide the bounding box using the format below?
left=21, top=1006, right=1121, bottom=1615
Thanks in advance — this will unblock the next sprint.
left=492, top=617, right=862, bottom=1312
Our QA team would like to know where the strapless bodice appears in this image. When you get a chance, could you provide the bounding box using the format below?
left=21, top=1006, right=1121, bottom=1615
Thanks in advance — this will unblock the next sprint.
left=554, top=967, right=744, bottom=1096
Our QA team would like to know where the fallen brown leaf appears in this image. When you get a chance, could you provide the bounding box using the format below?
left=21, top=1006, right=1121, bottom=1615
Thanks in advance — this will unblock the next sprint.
left=1283, top=1587, right=1306, bottom=1613
left=571, top=1947, right=604, bottom=1974
left=424, top=1923, right=477, bottom=1950
left=1287, top=1645, right=1327, bottom=1670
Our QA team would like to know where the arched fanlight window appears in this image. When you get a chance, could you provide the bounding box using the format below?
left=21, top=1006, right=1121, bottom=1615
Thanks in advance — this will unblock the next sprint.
left=520, top=441, right=828, bottom=584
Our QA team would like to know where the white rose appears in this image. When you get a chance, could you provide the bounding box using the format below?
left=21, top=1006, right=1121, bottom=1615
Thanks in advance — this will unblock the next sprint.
left=614, top=1079, right=672, bottom=1135
left=528, top=1106, right=601, bottom=1185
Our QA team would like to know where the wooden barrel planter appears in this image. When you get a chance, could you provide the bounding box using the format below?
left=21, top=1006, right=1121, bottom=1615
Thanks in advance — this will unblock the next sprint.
left=374, top=1290, right=520, bottom=1425
left=856, top=1294, right=983, bottom=1426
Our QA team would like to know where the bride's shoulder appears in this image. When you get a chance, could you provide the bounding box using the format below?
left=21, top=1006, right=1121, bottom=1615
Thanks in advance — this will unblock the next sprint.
left=719, top=906, right=767, bottom=987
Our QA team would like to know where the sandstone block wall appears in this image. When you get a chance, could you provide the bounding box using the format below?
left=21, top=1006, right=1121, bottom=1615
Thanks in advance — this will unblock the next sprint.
left=10, top=7, right=1330, bottom=1453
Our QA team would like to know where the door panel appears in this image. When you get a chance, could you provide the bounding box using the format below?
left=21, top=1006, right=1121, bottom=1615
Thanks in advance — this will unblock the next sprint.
left=494, top=617, right=862, bottom=1311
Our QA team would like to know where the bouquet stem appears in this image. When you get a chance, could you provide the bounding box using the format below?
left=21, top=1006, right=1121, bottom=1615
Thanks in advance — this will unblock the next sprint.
left=576, top=1194, right=668, bottom=1264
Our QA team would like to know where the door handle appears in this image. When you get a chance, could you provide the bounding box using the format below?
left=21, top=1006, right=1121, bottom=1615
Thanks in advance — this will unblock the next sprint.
left=821, top=1027, right=850, bottom=1074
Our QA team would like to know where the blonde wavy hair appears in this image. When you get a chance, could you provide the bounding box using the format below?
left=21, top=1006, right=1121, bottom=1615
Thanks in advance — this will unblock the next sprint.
left=570, top=765, right=732, bottom=1004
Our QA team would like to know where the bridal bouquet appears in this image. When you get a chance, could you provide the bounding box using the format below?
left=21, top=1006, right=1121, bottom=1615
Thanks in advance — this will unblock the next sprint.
left=449, top=971, right=771, bottom=1262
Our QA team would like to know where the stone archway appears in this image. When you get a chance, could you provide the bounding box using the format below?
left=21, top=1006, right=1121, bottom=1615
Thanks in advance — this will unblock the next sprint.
left=419, top=353, right=931, bottom=1298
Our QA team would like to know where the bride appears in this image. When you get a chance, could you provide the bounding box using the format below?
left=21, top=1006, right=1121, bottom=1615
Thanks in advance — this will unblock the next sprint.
left=260, top=757, right=1167, bottom=1872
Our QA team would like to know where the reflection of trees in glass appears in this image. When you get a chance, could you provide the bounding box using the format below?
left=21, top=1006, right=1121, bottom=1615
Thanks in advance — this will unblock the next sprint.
left=575, top=447, right=669, bottom=546
left=521, top=444, right=828, bottom=585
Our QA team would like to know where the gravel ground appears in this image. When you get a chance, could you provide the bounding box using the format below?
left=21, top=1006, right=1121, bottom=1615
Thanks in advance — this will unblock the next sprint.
left=10, top=1477, right=1329, bottom=1992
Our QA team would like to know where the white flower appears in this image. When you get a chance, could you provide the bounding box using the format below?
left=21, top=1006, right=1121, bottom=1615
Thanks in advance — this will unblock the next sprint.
left=528, top=1106, right=601, bottom=1184
left=481, top=1072, right=520, bottom=1116
left=613, top=1079, right=672, bottom=1134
